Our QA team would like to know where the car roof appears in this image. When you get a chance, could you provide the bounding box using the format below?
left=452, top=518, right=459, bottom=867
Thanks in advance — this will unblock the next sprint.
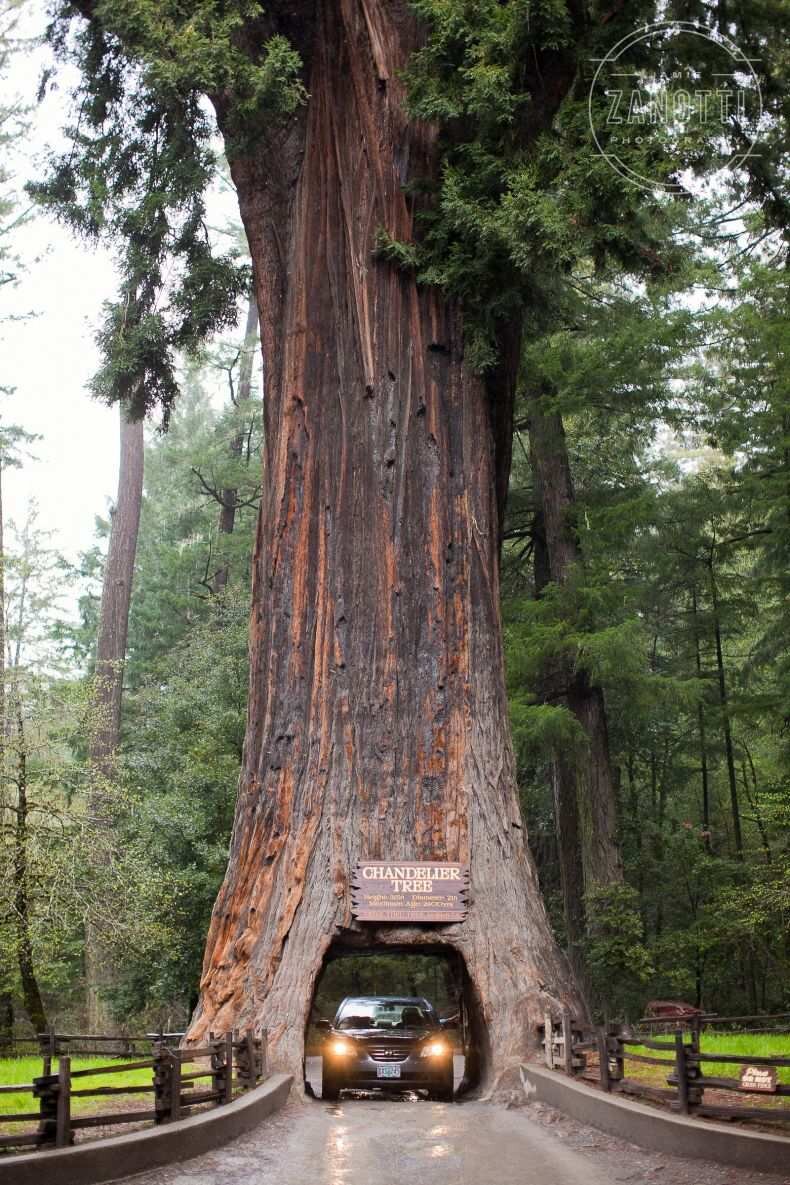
left=338, top=996, right=432, bottom=1007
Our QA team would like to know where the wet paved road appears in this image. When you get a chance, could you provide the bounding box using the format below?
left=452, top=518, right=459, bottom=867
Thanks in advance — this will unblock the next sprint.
left=117, top=1097, right=613, bottom=1185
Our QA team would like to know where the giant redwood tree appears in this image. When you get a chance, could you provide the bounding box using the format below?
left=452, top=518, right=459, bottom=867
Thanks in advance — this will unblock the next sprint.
left=38, top=0, right=685, bottom=1082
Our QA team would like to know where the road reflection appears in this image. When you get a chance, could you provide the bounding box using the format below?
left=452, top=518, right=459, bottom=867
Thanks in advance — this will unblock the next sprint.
left=326, top=1120, right=350, bottom=1185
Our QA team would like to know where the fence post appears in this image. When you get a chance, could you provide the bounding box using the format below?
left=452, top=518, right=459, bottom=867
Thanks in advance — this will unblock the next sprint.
left=210, top=1034, right=222, bottom=1098
left=55, top=1057, right=71, bottom=1148
left=258, top=1029, right=268, bottom=1081
left=33, top=1065, right=57, bottom=1147
left=687, top=1025, right=702, bottom=1110
left=223, top=1032, right=234, bottom=1104
left=607, top=1024, right=624, bottom=1084
left=597, top=1028, right=611, bottom=1092
left=170, top=1053, right=182, bottom=1122
left=562, top=1009, right=574, bottom=1076
left=154, top=1047, right=176, bottom=1124
left=674, top=1030, right=689, bottom=1115
left=543, top=1011, right=554, bottom=1069
left=238, top=1030, right=256, bottom=1091
left=39, top=1025, right=57, bottom=1077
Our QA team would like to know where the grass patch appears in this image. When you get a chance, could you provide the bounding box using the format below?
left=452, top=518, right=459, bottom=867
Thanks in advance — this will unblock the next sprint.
left=626, top=1032, right=790, bottom=1083
left=0, top=1055, right=213, bottom=1135
left=620, top=1031, right=790, bottom=1109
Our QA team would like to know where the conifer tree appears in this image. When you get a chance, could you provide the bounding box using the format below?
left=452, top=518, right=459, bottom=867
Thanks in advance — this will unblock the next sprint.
left=34, top=0, right=786, bottom=1077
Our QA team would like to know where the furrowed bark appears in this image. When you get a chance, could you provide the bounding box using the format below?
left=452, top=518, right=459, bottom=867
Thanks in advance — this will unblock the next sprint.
left=192, top=0, right=581, bottom=1086
left=85, top=406, right=144, bottom=1029
left=527, top=387, right=623, bottom=913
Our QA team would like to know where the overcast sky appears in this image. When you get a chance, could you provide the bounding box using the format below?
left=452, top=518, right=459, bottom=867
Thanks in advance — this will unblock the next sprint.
left=1, top=3, right=243, bottom=578
left=2, top=10, right=121, bottom=568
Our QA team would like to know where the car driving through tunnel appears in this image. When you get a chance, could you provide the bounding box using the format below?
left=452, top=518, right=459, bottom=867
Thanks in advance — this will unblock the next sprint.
left=318, top=996, right=455, bottom=1101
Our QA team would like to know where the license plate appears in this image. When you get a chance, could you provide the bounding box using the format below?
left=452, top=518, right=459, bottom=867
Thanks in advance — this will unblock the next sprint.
left=377, top=1064, right=401, bottom=1078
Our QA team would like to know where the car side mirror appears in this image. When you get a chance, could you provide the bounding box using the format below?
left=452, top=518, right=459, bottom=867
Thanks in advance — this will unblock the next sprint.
left=440, top=1018, right=458, bottom=1030
left=316, top=1018, right=331, bottom=1032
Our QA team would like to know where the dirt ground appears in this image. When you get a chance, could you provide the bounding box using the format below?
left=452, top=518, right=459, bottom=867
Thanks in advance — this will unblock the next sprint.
left=501, top=1089, right=790, bottom=1185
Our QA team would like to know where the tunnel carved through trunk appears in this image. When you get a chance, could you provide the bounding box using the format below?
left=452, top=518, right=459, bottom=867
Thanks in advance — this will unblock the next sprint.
left=189, top=0, right=581, bottom=1087
left=307, top=944, right=487, bottom=1093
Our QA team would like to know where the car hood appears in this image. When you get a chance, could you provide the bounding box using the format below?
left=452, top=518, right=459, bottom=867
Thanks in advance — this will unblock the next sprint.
left=334, top=1028, right=435, bottom=1040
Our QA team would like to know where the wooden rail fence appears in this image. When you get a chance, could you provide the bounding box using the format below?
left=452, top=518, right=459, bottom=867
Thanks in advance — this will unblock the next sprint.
left=0, top=1029, right=268, bottom=1152
left=539, top=1011, right=790, bottom=1126
left=635, top=1012, right=790, bottom=1038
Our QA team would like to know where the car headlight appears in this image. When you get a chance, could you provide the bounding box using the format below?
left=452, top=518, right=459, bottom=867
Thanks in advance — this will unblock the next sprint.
left=328, top=1037, right=355, bottom=1057
left=420, top=1039, right=450, bottom=1059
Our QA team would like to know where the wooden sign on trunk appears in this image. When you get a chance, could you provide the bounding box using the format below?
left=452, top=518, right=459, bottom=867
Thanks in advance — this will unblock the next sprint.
left=352, top=862, right=469, bottom=923
left=739, top=1065, right=778, bottom=1093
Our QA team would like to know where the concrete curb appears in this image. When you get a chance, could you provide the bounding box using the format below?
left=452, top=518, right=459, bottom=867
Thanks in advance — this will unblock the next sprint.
left=520, top=1063, right=788, bottom=1174
left=0, top=1073, right=292, bottom=1185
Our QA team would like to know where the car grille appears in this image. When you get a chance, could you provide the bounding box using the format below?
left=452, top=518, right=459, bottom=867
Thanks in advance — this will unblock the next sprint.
left=367, top=1046, right=410, bottom=1062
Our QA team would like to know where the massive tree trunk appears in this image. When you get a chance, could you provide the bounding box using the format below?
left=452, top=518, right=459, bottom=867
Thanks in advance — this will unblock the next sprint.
left=191, top=2, right=581, bottom=1085
left=527, top=388, right=623, bottom=926
left=85, top=406, right=144, bottom=1029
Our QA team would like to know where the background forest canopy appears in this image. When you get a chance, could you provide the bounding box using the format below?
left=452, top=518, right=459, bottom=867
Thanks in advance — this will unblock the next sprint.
left=0, top=0, right=788, bottom=1040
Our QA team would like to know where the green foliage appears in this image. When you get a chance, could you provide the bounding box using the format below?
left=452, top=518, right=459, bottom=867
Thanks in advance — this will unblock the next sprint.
left=124, top=362, right=260, bottom=674
left=312, top=954, right=459, bottom=1027
left=400, top=1, right=697, bottom=368
left=504, top=169, right=790, bottom=1016
left=108, top=588, right=249, bottom=1019
left=584, top=884, right=654, bottom=1017
left=29, top=0, right=305, bottom=419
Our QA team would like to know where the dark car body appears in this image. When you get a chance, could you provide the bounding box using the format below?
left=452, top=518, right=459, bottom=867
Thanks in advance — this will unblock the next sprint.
left=320, top=996, right=454, bottom=1101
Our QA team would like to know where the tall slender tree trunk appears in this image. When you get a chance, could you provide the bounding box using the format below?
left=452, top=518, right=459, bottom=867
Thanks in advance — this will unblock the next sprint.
left=213, top=293, right=259, bottom=594
left=0, top=457, right=12, bottom=1049
left=708, top=559, right=743, bottom=859
left=532, top=498, right=586, bottom=977
left=690, top=586, right=711, bottom=849
left=12, top=691, right=47, bottom=1034
left=0, top=456, right=5, bottom=778
left=527, top=389, right=622, bottom=920
left=89, top=408, right=144, bottom=772
left=191, top=2, right=581, bottom=1086
left=741, top=744, right=771, bottom=864
left=85, top=406, right=144, bottom=1029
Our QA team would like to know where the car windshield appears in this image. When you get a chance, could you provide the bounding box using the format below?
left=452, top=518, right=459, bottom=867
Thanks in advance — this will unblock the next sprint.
left=336, top=1000, right=434, bottom=1031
